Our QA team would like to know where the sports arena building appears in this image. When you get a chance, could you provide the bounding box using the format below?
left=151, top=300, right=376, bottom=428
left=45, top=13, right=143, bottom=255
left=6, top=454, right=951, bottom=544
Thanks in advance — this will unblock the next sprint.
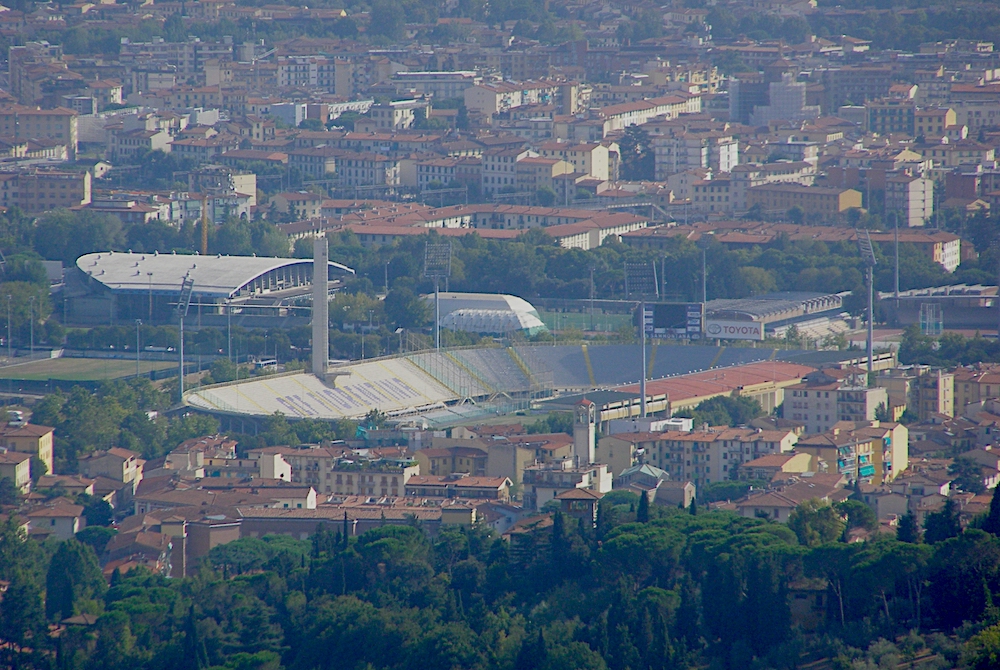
left=65, top=251, right=355, bottom=326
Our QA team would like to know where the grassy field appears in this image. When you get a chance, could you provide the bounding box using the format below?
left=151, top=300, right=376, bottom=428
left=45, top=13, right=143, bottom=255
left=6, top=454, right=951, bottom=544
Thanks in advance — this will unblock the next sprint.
left=538, top=310, right=631, bottom=332
left=0, top=358, right=175, bottom=382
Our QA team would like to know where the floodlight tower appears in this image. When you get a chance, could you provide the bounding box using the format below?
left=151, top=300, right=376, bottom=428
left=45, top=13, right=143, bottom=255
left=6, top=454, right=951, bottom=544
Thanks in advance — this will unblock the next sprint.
left=625, top=261, right=659, bottom=418
left=176, top=274, right=195, bottom=404
left=858, top=230, right=877, bottom=379
left=424, top=242, right=452, bottom=350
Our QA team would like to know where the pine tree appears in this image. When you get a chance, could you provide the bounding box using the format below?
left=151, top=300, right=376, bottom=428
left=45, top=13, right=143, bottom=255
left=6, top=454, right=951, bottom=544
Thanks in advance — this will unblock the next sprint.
left=636, top=491, right=650, bottom=523
left=983, top=485, right=1000, bottom=536
left=897, top=511, right=921, bottom=543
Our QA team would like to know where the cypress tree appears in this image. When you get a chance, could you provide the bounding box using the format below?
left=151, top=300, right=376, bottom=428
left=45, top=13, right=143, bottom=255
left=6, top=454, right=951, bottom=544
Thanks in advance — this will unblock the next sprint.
left=636, top=491, right=650, bottom=522
left=983, top=485, right=1000, bottom=536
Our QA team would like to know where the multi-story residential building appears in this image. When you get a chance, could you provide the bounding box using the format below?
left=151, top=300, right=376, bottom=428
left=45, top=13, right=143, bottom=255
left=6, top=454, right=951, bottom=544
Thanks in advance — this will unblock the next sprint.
left=0, top=105, right=78, bottom=159
left=108, top=127, right=172, bottom=162
left=405, top=473, right=512, bottom=502
left=749, top=73, right=821, bottom=126
left=691, top=177, right=731, bottom=214
left=796, top=421, right=908, bottom=484
left=119, top=36, right=235, bottom=74
left=913, top=138, right=996, bottom=169
left=330, top=458, right=419, bottom=497
left=78, top=446, right=143, bottom=493
left=287, top=147, right=340, bottom=179
left=916, top=369, right=955, bottom=419
left=536, top=140, right=616, bottom=181
left=335, top=151, right=400, bottom=188
left=652, top=131, right=738, bottom=180
left=0, top=450, right=31, bottom=492
left=836, top=386, right=889, bottom=424
left=746, top=183, right=862, bottom=217
left=355, top=100, right=427, bottom=133
left=482, top=147, right=534, bottom=196
left=885, top=174, right=935, bottom=227
left=269, top=191, right=323, bottom=219
left=914, top=107, right=957, bottom=137
left=0, top=423, right=55, bottom=474
left=954, top=364, right=1000, bottom=411
left=414, top=445, right=488, bottom=477
left=729, top=161, right=816, bottom=211
left=392, top=71, right=481, bottom=99
left=866, top=98, right=917, bottom=136
left=596, top=427, right=799, bottom=485
left=521, top=460, right=612, bottom=510
left=515, top=156, right=574, bottom=194
left=786, top=370, right=860, bottom=434
left=14, top=168, right=92, bottom=214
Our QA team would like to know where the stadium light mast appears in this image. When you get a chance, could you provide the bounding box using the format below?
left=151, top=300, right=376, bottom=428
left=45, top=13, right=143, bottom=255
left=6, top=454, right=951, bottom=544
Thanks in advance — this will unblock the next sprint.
left=176, top=274, right=195, bottom=404
left=858, top=230, right=877, bottom=380
left=424, top=242, right=452, bottom=350
left=625, top=261, right=659, bottom=418
left=312, top=237, right=329, bottom=375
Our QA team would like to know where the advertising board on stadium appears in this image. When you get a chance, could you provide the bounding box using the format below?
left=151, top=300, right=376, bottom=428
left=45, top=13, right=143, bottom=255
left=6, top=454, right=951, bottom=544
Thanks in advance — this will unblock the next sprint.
left=704, top=320, right=764, bottom=341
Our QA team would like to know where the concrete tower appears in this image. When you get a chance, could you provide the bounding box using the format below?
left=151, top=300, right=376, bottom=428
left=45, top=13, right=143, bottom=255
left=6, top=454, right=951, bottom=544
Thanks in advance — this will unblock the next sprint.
left=573, top=398, right=596, bottom=465
left=312, top=236, right=329, bottom=376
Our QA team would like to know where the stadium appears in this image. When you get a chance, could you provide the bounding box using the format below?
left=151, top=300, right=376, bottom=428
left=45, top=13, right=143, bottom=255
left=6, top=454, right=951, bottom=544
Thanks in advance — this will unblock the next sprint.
left=66, top=250, right=355, bottom=327
left=181, top=242, right=886, bottom=429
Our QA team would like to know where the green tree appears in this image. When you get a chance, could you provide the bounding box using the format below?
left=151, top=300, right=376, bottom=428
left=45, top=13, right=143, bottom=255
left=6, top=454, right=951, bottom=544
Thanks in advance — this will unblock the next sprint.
left=0, top=577, right=46, bottom=653
left=618, top=125, right=654, bottom=181
left=788, top=499, right=846, bottom=546
left=384, top=287, right=430, bottom=328
left=636, top=492, right=650, bottom=523
left=965, top=623, right=1000, bottom=670
left=950, top=457, right=985, bottom=494
left=369, top=0, right=405, bottom=40
left=897, top=511, right=921, bottom=543
left=924, top=498, right=962, bottom=544
left=0, top=477, right=17, bottom=505
left=984, top=485, right=1000, bottom=537
left=45, top=540, right=106, bottom=621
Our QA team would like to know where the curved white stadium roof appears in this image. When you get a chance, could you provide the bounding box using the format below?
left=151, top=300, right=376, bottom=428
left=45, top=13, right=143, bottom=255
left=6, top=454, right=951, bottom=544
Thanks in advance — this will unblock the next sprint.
left=76, top=251, right=354, bottom=299
left=423, top=292, right=547, bottom=335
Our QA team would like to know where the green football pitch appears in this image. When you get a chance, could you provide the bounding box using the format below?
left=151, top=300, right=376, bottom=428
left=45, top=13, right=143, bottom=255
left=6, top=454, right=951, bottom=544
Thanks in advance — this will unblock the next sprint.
left=0, top=358, right=174, bottom=382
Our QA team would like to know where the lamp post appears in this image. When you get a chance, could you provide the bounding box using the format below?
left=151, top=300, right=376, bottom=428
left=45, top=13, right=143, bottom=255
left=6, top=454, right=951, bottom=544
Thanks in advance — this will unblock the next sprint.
left=28, top=296, right=35, bottom=358
left=135, top=319, right=142, bottom=377
left=5, top=295, right=10, bottom=363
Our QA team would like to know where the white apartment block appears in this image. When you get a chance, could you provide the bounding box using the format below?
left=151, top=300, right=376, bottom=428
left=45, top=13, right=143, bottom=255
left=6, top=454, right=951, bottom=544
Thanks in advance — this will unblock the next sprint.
left=885, top=174, right=934, bottom=227
left=652, top=131, right=738, bottom=180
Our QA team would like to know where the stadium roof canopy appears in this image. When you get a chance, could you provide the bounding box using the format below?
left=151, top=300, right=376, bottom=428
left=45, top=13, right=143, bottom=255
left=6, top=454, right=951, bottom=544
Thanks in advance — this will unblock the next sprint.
left=424, top=292, right=547, bottom=335
left=76, top=251, right=354, bottom=299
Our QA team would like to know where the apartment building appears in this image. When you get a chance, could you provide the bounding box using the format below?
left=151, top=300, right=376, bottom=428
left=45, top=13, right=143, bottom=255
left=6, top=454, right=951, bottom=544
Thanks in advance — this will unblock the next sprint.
left=596, top=427, right=799, bottom=486
left=0, top=451, right=31, bottom=492
left=0, top=168, right=91, bottom=215
left=729, top=161, right=816, bottom=211
left=335, top=151, right=400, bottom=188
left=521, top=460, right=612, bottom=510
left=652, top=131, right=738, bottom=180
left=392, top=71, right=480, bottom=99
left=287, top=147, right=340, bottom=179
left=515, top=157, right=574, bottom=194
left=536, top=140, right=615, bottom=180
left=796, top=421, right=908, bottom=484
left=885, top=174, right=934, bottom=227
left=955, top=364, right=1000, bottom=411
left=691, top=177, right=731, bottom=214
left=0, top=105, right=78, bottom=159
left=482, top=147, right=534, bottom=196
left=836, top=386, right=889, bottom=424
left=269, top=191, right=323, bottom=219
left=746, top=183, right=862, bottom=217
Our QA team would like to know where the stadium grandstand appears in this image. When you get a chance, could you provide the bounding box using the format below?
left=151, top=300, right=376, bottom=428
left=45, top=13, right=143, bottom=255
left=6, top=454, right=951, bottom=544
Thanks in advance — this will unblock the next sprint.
left=66, top=251, right=355, bottom=326
left=185, top=342, right=884, bottom=428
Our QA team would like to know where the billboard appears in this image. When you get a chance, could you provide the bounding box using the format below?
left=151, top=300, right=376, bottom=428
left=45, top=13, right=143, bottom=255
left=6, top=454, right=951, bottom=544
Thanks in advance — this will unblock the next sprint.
left=705, top=320, right=764, bottom=341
